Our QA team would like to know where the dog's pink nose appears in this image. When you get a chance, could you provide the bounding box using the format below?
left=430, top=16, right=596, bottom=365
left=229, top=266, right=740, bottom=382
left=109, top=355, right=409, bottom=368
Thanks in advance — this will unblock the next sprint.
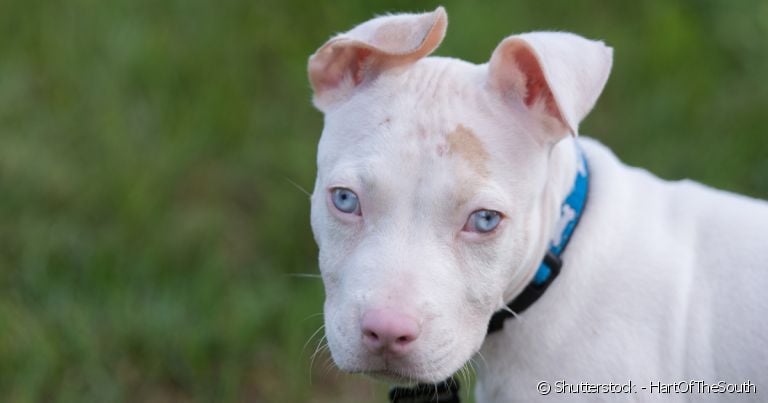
left=361, top=309, right=421, bottom=355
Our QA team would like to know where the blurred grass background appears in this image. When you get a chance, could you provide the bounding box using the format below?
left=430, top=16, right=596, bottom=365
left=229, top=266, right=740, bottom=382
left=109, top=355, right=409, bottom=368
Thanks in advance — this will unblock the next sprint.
left=0, top=0, right=766, bottom=402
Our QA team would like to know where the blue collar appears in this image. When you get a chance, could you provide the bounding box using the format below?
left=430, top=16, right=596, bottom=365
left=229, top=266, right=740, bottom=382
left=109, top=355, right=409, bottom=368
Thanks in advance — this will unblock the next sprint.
left=487, top=144, right=590, bottom=333
left=388, top=145, right=590, bottom=403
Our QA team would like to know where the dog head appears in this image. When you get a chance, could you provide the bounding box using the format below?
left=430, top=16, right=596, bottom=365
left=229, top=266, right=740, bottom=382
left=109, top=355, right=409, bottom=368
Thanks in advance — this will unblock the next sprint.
left=308, top=7, right=611, bottom=383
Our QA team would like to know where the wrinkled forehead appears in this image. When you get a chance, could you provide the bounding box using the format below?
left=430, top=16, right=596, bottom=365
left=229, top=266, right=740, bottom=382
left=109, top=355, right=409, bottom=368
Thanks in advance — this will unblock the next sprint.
left=319, top=59, right=489, bottom=165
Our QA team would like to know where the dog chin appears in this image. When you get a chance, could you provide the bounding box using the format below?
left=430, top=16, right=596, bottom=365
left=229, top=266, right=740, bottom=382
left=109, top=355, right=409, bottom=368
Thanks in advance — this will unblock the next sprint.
left=331, top=336, right=479, bottom=385
left=362, top=369, right=453, bottom=386
left=353, top=360, right=465, bottom=386
left=363, top=370, right=423, bottom=385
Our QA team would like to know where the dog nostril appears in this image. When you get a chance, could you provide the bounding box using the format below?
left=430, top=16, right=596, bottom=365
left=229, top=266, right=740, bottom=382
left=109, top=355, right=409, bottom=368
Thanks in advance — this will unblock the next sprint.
left=396, top=335, right=412, bottom=344
left=364, top=330, right=379, bottom=341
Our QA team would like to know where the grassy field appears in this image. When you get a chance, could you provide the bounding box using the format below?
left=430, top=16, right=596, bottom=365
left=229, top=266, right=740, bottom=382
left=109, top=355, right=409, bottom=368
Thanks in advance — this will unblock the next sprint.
left=0, top=1, right=766, bottom=402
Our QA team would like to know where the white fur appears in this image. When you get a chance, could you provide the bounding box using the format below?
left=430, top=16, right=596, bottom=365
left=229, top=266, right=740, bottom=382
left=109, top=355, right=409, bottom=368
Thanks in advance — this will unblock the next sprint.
left=308, top=8, right=768, bottom=402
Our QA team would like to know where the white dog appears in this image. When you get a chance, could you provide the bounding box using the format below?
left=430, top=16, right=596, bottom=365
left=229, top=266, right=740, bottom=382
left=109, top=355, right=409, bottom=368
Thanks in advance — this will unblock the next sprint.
left=307, top=7, right=768, bottom=402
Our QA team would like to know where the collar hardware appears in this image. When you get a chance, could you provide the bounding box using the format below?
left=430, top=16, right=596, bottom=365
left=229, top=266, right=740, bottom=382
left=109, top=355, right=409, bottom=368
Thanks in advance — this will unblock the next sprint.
left=388, top=378, right=460, bottom=403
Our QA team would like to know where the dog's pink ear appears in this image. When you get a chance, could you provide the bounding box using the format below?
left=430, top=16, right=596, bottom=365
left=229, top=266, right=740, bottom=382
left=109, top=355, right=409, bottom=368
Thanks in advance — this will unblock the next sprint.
left=488, top=32, right=612, bottom=139
left=308, top=7, right=447, bottom=110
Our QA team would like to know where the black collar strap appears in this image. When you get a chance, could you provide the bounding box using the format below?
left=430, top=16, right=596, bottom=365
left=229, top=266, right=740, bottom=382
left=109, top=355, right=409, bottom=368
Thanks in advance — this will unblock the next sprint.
left=389, top=146, right=590, bottom=403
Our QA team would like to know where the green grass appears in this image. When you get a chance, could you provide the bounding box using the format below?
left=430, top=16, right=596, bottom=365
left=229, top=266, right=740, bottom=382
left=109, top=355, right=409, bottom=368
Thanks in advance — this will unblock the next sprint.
left=0, top=1, right=766, bottom=402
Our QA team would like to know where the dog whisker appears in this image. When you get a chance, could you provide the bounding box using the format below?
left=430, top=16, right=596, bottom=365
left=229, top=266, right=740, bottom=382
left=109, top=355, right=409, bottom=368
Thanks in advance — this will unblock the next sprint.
left=302, top=324, right=325, bottom=355
left=309, top=334, right=328, bottom=384
left=465, top=360, right=475, bottom=400
left=475, top=350, right=489, bottom=368
left=501, top=305, right=520, bottom=318
left=284, top=176, right=312, bottom=198
left=301, top=312, right=324, bottom=322
left=321, top=354, right=336, bottom=376
left=309, top=335, right=327, bottom=365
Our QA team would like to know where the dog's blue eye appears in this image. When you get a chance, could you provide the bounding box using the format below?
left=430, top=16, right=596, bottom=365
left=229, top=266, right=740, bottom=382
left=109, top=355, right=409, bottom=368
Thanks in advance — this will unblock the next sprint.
left=331, top=188, right=360, bottom=214
left=465, top=210, right=502, bottom=233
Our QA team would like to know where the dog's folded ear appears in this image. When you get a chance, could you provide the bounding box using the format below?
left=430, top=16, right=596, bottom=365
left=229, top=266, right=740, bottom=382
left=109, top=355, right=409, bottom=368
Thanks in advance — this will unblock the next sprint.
left=488, top=32, right=613, bottom=140
left=308, top=7, right=447, bottom=111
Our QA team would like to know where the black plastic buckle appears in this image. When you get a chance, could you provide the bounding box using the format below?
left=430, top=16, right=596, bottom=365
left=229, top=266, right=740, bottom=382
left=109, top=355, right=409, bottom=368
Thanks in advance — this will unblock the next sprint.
left=542, top=250, right=562, bottom=281
left=389, top=378, right=460, bottom=403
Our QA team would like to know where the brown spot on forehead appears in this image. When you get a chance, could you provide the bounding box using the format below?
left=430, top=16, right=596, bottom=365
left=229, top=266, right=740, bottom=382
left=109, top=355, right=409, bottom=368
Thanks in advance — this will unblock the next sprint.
left=445, top=124, right=490, bottom=177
